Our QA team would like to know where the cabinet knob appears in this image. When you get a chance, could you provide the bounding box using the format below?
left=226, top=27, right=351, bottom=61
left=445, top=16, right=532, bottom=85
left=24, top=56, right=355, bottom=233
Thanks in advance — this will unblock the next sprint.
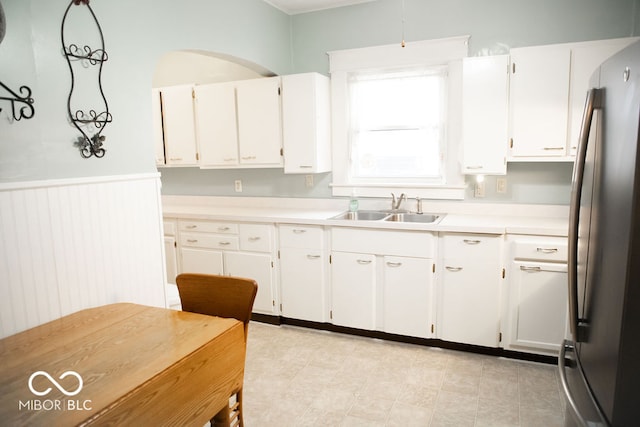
left=463, top=239, right=481, bottom=245
left=218, top=226, right=230, bottom=232
left=292, top=229, right=307, bottom=234
left=306, top=254, right=321, bottom=260
left=386, top=261, right=403, bottom=267
left=356, top=259, right=372, bottom=265
left=219, top=241, right=231, bottom=246
left=185, top=225, right=197, bottom=229
left=445, top=266, right=463, bottom=272
left=248, top=237, right=261, bottom=242
left=186, top=239, right=198, bottom=243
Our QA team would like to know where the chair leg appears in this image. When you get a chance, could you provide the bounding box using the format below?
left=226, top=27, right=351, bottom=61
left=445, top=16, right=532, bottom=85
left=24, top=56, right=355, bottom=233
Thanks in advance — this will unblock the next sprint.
left=211, top=390, right=243, bottom=427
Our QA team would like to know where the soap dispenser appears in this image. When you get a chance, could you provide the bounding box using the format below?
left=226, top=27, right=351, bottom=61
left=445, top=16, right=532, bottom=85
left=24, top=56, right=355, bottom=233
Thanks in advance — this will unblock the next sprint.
left=349, top=191, right=359, bottom=212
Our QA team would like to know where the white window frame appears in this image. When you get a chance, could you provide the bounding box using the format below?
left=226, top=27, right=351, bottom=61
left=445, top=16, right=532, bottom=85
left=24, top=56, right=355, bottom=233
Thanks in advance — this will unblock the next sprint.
left=329, top=36, right=469, bottom=199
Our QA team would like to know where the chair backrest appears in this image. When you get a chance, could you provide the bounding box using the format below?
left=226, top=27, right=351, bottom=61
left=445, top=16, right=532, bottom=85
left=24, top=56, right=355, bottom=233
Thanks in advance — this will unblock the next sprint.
left=175, top=273, right=258, bottom=340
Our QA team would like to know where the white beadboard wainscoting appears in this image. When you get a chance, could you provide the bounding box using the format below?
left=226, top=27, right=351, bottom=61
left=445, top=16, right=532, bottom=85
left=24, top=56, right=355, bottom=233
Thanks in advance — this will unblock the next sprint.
left=0, top=173, right=167, bottom=339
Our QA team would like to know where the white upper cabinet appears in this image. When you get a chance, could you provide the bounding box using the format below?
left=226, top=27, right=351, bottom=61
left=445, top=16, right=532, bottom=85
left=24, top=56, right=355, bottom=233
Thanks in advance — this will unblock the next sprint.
left=236, top=76, right=283, bottom=166
left=155, top=84, right=198, bottom=166
left=509, top=44, right=571, bottom=158
left=567, top=38, right=638, bottom=156
left=461, top=55, right=509, bottom=175
left=281, top=73, right=332, bottom=174
left=194, top=82, right=239, bottom=167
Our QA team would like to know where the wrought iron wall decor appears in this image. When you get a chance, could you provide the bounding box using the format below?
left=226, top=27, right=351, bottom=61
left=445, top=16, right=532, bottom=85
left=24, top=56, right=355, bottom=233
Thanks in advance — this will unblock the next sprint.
left=0, top=1, right=35, bottom=121
left=61, top=0, right=111, bottom=158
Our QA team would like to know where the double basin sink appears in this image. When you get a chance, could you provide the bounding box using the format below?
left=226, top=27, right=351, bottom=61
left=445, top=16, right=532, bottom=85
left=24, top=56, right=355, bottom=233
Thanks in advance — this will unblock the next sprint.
left=330, top=210, right=441, bottom=224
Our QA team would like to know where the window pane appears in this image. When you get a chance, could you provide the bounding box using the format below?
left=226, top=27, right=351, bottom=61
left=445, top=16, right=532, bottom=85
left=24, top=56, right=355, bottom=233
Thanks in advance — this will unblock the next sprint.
left=348, top=68, right=446, bottom=181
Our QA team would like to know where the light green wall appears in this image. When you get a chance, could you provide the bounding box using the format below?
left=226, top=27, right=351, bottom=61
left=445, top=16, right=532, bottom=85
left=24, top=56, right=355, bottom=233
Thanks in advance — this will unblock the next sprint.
left=0, top=0, right=291, bottom=182
left=291, top=0, right=640, bottom=73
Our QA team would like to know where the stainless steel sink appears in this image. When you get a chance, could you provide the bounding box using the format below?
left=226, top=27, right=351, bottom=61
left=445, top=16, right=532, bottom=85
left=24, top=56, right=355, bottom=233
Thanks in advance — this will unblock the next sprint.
left=384, top=213, right=440, bottom=223
left=330, top=210, right=390, bottom=221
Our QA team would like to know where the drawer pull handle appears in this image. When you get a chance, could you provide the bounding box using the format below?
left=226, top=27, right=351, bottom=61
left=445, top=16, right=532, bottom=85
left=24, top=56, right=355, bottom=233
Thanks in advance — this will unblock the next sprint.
left=463, top=239, right=481, bottom=245
left=248, top=237, right=261, bottom=242
left=219, top=241, right=231, bottom=246
left=307, top=254, right=321, bottom=260
left=386, top=262, right=403, bottom=267
left=445, top=266, right=463, bottom=272
left=536, top=247, right=559, bottom=254
left=543, top=147, right=565, bottom=151
left=185, top=225, right=197, bottom=229
left=292, top=229, right=307, bottom=234
left=357, top=259, right=372, bottom=265
left=218, top=226, right=231, bottom=232
left=241, top=156, right=257, bottom=160
left=520, top=266, right=542, bottom=272
left=223, top=158, right=237, bottom=162
left=186, top=239, right=198, bottom=243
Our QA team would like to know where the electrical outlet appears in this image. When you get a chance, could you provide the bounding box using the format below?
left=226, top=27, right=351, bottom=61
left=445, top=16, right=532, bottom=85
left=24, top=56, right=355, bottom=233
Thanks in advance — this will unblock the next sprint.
left=234, top=180, right=242, bottom=192
left=305, top=175, right=314, bottom=188
left=496, top=178, right=507, bottom=194
left=474, top=181, right=486, bottom=198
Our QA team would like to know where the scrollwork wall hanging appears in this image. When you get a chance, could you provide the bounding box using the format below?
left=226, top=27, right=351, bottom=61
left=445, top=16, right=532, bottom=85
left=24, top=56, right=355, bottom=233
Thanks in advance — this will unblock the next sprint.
left=0, top=0, right=35, bottom=121
left=61, top=0, right=111, bottom=158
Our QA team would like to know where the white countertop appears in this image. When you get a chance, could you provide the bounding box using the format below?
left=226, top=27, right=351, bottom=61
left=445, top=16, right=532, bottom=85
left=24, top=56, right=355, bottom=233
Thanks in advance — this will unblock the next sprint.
left=162, top=196, right=569, bottom=237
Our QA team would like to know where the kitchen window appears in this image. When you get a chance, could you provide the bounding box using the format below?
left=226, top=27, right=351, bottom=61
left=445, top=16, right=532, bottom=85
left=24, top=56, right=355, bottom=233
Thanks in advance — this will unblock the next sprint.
left=348, top=67, right=447, bottom=184
left=329, top=36, right=469, bottom=199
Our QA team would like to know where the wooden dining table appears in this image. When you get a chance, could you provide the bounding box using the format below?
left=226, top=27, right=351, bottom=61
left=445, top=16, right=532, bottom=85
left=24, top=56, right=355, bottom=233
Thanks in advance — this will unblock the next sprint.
left=0, top=302, right=246, bottom=426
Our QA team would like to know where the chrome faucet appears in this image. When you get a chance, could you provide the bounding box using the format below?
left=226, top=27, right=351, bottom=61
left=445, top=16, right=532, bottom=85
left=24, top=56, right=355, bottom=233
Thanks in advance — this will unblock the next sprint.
left=416, top=196, right=423, bottom=214
left=391, top=193, right=406, bottom=210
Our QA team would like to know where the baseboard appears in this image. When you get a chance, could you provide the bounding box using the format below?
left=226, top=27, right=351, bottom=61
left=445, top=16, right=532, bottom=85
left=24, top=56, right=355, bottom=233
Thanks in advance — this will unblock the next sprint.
left=251, top=315, right=557, bottom=365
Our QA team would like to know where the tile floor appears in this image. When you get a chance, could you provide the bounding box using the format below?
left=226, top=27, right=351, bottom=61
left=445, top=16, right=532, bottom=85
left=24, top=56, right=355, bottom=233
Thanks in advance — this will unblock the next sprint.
left=242, top=322, right=567, bottom=427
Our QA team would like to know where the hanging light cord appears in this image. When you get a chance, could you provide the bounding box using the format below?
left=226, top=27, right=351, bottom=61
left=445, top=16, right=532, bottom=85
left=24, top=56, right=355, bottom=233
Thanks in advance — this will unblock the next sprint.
left=401, top=0, right=406, bottom=47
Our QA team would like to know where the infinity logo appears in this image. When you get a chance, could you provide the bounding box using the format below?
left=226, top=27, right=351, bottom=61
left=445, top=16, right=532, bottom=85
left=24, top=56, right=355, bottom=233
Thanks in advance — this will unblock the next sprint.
left=28, top=371, right=83, bottom=397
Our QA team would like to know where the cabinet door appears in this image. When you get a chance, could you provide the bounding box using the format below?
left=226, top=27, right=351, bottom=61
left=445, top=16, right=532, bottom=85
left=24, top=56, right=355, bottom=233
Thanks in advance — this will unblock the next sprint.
left=509, top=261, right=568, bottom=352
left=280, top=248, right=326, bottom=322
left=331, top=252, right=376, bottom=330
left=180, top=247, right=223, bottom=275
left=236, top=77, right=283, bottom=166
left=461, top=55, right=509, bottom=175
left=439, top=235, right=502, bottom=347
left=567, top=38, right=637, bottom=156
left=383, top=256, right=433, bottom=338
left=160, top=85, right=198, bottom=165
left=281, top=73, right=331, bottom=174
left=152, top=88, right=165, bottom=165
left=195, top=82, right=239, bottom=167
left=164, top=236, right=177, bottom=285
left=509, top=45, right=571, bottom=157
left=224, top=251, right=275, bottom=315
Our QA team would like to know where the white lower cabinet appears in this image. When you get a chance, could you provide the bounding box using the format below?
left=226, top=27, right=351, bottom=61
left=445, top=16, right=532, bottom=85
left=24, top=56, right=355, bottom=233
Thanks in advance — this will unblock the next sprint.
left=225, top=251, right=275, bottom=315
left=383, top=256, right=433, bottom=338
left=330, top=228, right=435, bottom=336
left=504, top=236, right=568, bottom=354
left=331, top=251, right=376, bottom=330
left=175, top=219, right=278, bottom=316
left=438, top=233, right=503, bottom=347
left=278, top=225, right=327, bottom=322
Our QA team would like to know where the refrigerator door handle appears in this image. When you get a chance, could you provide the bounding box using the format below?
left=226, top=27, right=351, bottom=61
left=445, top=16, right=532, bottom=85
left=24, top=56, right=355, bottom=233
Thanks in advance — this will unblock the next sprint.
left=568, top=88, right=602, bottom=342
left=559, top=340, right=589, bottom=427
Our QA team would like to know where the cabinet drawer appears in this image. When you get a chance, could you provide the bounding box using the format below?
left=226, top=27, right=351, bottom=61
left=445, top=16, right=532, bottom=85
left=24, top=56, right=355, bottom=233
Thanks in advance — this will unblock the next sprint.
left=441, top=233, right=502, bottom=260
left=178, top=220, right=238, bottom=234
left=239, top=224, right=273, bottom=253
left=180, top=232, right=239, bottom=250
left=163, top=220, right=176, bottom=237
left=332, top=228, right=435, bottom=258
left=513, top=238, right=567, bottom=262
left=279, top=225, right=324, bottom=249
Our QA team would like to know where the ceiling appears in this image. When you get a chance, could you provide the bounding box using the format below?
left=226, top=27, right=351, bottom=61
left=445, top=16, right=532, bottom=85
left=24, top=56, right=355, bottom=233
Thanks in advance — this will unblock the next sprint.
left=265, top=0, right=377, bottom=15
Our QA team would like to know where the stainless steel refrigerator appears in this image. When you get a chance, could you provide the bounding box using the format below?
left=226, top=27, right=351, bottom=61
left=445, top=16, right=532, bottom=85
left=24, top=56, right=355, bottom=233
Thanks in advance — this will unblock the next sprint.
left=561, top=40, right=640, bottom=427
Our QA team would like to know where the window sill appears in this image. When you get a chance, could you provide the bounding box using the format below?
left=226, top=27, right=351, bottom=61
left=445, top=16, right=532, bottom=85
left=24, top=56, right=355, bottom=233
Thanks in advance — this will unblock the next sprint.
left=330, top=183, right=466, bottom=200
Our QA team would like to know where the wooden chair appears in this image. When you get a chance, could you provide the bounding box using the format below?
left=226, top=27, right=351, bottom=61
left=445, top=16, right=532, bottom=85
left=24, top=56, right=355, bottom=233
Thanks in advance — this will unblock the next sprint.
left=175, top=273, right=258, bottom=427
